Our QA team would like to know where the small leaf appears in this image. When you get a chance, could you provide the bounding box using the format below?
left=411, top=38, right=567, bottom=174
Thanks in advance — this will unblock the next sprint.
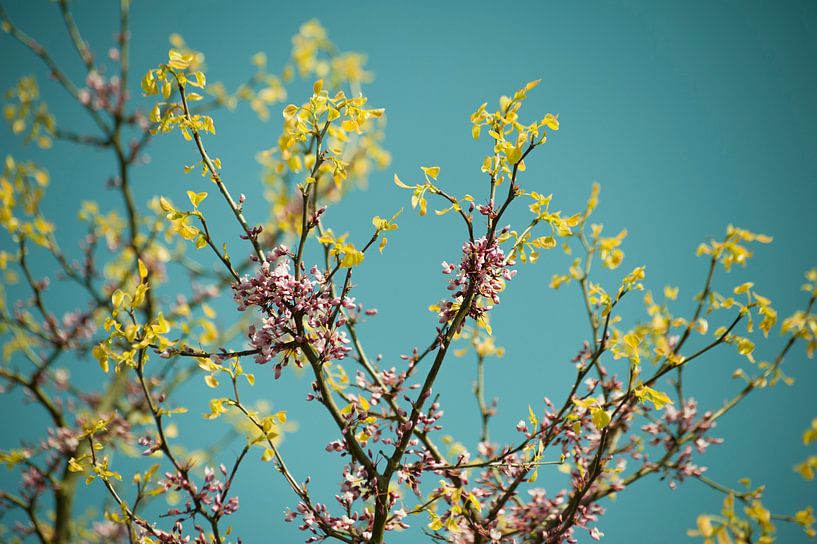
left=138, top=259, right=148, bottom=281
left=591, top=407, right=611, bottom=430
left=421, top=166, right=440, bottom=180
left=187, top=191, right=207, bottom=208
left=393, top=174, right=412, bottom=189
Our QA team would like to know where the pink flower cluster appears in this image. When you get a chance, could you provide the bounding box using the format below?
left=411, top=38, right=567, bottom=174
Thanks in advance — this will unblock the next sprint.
left=79, top=69, right=127, bottom=113
left=438, top=235, right=516, bottom=332
left=499, top=488, right=605, bottom=544
left=639, top=399, right=722, bottom=489
left=160, top=468, right=236, bottom=517
left=233, top=246, right=354, bottom=376
left=284, top=463, right=406, bottom=543
left=133, top=518, right=216, bottom=544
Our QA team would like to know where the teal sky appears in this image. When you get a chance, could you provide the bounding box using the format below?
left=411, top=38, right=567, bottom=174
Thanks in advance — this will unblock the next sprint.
left=2, top=1, right=817, bottom=542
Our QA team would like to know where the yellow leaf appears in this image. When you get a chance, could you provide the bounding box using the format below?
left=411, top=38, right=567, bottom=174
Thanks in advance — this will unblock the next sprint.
left=542, top=113, right=560, bottom=131
left=149, top=103, right=161, bottom=123
left=634, top=385, right=673, bottom=410
left=591, top=407, right=611, bottom=430
left=664, top=286, right=679, bottom=300
left=152, top=313, right=170, bottom=334
left=734, top=282, right=754, bottom=295
left=531, top=236, right=557, bottom=249
left=341, top=118, right=357, bottom=132
left=132, top=283, right=149, bottom=309
left=92, top=344, right=109, bottom=374
left=111, top=289, right=126, bottom=309
left=421, top=166, right=440, bottom=180
left=168, top=49, right=193, bottom=70
left=467, top=492, right=482, bottom=513
left=340, top=248, right=364, bottom=268
left=359, top=396, right=370, bottom=411
left=159, top=196, right=174, bottom=212
left=187, top=191, right=207, bottom=208
left=393, top=174, right=412, bottom=189
left=174, top=220, right=199, bottom=240
left=283, top=104, right=298, bottom=119
left=737, top=337, right=755, bottom=362
left=477, top=315, right=492, bottom=335
left=549, top=274, right=570, bottom=289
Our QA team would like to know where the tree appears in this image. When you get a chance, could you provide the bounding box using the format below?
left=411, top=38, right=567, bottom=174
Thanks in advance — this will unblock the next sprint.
left=0, top=2, right=815, bottom=544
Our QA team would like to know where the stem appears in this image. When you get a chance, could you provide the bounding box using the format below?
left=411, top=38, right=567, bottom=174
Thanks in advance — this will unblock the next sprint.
left=475, top=355, right=491, bottom=443
left=177, top=81, right=266, bottom=264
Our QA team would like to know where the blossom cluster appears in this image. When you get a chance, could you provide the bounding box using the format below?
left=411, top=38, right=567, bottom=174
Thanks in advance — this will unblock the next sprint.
left=160, top=466, right=240, bottom=519
left=438, top=234, right=516, bottom=331
left=79, top=70, right=127, bottom=114
left=284, top=463, right=407, bottom=543
left=640, top=399, right=723, bottom=489
left=233, top=246, right=354, bottom=375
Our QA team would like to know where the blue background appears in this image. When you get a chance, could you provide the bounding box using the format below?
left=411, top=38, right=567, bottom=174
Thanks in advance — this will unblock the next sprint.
left=2, top=1, right=816, bottom=542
